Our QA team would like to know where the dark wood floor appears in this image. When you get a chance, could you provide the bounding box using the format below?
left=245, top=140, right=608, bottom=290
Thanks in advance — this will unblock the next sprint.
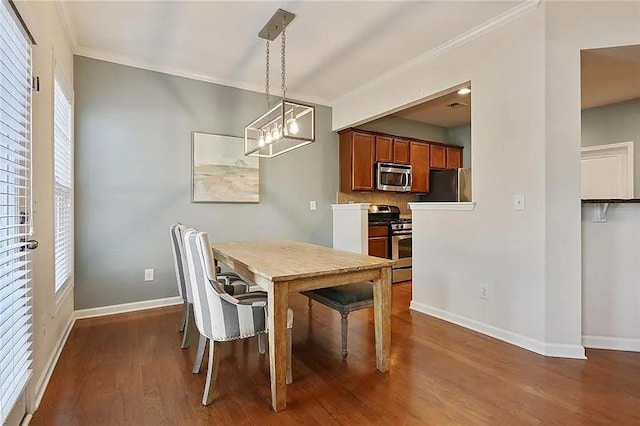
left=32, top=283, right=640, bottom=425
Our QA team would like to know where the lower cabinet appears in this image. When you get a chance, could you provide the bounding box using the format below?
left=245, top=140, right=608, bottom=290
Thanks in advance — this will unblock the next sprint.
left=368, top=225, right=389, bottom=258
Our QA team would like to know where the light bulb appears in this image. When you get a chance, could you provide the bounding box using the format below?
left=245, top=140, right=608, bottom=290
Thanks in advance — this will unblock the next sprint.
left=265, top=131, right=272, bottom=144
left=289, top=118, right=299, bottom=135
left=457, top=87, right=471, bottom=95
left=272, top=126, right=280, bottom=140
left=258, top=133, right=265, bottom=147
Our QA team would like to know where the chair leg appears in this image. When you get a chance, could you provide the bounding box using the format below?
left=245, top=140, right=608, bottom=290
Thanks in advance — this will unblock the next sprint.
left=192, top=333, right=207, bottom=374
left=257, top=333, right=266, bottom=355
left=308, top=298, right=312, bottom=310
left=181, top=303, right=191, bottom=349
left=202, top=340, right=221, bottom=406
left=179, top=301, right=188, bottom=332
left=286, top=327, right=293, bottom=384
left=341, top=312, right=348, bottom=359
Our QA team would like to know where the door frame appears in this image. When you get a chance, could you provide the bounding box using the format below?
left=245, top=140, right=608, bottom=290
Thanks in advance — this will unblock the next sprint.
left=580, top=141, right=634, bottom=199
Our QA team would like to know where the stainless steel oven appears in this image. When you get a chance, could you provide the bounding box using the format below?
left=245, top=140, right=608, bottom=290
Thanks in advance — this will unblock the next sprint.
left=391, top=223, right=412, bottom=283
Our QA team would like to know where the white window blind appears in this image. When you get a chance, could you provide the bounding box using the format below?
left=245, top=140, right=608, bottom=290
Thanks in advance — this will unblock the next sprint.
left=53, top=78, right=72, bottom=294
left=0, top=0, right=33, bottom=423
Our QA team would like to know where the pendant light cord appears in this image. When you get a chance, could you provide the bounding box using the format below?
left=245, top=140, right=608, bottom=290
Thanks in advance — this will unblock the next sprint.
left=265, top=39, right=270, bottom=108
left=281, top=17, right=286, bottom=101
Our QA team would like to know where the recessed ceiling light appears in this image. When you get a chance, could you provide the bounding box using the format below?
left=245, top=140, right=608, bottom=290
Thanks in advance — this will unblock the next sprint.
left=457, top=87, right=471, bottom=95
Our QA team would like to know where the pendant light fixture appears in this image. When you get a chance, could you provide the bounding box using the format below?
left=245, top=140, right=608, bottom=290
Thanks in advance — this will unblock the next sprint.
left=244, top=9, right=315, bottom=158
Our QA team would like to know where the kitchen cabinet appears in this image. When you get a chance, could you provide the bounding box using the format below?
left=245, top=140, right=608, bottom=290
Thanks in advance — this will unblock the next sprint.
left=430, top=145, right=446, bottom=169
left=375, top=136, right=393, bottom=162
left=393, top=138, right=410, bottom=164
left=368, top=225, right=389, bottom=258
left=447, top=147, right=462, bottom=169
left=410, top=142, right=430, bottom=193
left=340, top=130, right=375, bottom=191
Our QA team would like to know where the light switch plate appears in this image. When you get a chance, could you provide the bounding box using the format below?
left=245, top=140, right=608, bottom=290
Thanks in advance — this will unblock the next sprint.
left=513, top=194, right=525, bottom=211
left=310, top=200, right=317, bottom=210
left=144, top=268, right=154, bottom=281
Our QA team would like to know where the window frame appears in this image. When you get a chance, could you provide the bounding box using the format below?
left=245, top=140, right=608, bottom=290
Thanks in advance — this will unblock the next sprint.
left=52, top=63, right=74, bottom=306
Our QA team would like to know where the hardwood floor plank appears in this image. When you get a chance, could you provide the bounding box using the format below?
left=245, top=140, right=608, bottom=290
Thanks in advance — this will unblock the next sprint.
left=31, top=283, right=640, bottom=425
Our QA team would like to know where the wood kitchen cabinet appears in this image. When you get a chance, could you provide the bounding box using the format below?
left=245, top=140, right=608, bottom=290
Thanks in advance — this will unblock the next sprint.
left=375, top=136, right=393, bottom=162
left=430, top=145, right=447, bottom=169
left=340, top=130, right=375, bottom=191
left=368, top=225, right=389, bottom=258
left=410, top=142, right=430, bottom=193
left=393, top=138, right=410, bottom=164
left=446, top=147, right=462, bottom=169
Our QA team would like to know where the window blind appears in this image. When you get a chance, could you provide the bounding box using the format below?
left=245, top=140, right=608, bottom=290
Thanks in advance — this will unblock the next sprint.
left=0, top=0, right=33, bottom=423
left=53, top=79, right=72, bottom=294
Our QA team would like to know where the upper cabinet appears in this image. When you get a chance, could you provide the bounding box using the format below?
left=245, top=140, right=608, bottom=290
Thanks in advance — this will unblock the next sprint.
left=340, top=130, right=375, bottom=191
left=376, top=136, right=410, bottom=164
left=446, top=147, right=462, bottom=169
left=340, top=128, right=464, bottom=193
left=410, top=142, right=430, bottom=193
left=393, top=138, right=410, bottom=165
left=375, top=136, right=393, bottom=163
left=430, top=145, right=447, bottom=169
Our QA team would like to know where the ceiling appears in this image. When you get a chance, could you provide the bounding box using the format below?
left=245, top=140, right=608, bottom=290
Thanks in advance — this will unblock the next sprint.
left=58, top=1, right=524, bottom=105
left=581, top=44, right=640, bottom=110
left=391, top=89, right=471, bottom=127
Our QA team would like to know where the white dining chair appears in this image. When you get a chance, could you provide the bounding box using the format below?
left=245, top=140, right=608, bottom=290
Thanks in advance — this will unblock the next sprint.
left=183, top=229, right=293, bottom=405
left=170, top=223, right=252, bottom=349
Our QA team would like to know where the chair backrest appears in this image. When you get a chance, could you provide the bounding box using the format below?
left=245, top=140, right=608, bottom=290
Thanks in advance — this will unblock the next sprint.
left=183, top=230, right=266, bottom=341
left=169, top=224, right=193, bottom=303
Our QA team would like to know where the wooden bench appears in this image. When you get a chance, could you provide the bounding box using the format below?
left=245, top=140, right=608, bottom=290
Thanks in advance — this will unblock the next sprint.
left=302, top=282, right=374, bottom=359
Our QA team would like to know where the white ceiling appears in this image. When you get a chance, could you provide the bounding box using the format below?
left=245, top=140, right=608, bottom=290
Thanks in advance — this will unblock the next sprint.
left=581, top=44, right=640, bottom=110
left=58, top=1, right=524, bottom=105
left=392, top=89, right=471, bottom=127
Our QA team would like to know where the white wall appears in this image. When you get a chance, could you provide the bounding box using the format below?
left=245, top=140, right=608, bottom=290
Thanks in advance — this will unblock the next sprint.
left=335, top=5, right=550, bottom=350
left=544, top=1, right=640, bottom=349
left=582, top=204, right=640, bottom=351
left=333, top=1, right=639, bottom=357
left=13, top=0, right=75, bottom=415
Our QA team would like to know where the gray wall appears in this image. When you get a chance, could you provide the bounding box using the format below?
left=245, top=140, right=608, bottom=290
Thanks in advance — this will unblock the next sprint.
left=74, top=57, right=338, bottom=309
left=446, top=123, right=471, bottom=168
left=359, top=115, right=472, bottom=168
left=581, top=98, right=640, bottom=197
left=358, top=115, right=448, bottom=143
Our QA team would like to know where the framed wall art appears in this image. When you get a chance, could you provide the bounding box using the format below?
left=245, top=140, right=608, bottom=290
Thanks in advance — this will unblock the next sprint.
left=192, top=132, right=259, bottom=203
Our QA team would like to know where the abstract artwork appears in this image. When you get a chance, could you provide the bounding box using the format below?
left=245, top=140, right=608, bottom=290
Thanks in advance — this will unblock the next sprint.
left=192, top=132, right=259, bottom=203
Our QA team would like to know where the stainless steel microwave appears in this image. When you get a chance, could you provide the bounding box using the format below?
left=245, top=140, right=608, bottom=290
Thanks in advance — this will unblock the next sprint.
left=376, top=163, right=412, bottom=192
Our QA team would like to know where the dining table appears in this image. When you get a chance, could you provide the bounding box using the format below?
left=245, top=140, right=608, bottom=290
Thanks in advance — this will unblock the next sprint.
left=209, top=239, right=394, bottom=412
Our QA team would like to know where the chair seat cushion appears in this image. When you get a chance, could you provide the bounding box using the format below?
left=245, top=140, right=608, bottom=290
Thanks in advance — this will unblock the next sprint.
left=309, top=282, right=373, bottom=306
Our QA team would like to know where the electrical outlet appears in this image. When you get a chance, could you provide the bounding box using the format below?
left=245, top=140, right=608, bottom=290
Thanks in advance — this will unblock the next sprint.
left=309, top=200, right=317, bottom=210
left=144, top=268, right=154, bottom=282
left=480, top=284, right=490, bottom=300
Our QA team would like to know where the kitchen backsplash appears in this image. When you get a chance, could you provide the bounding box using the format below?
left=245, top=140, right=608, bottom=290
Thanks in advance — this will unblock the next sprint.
left=337, top=191, right=417, bottom=215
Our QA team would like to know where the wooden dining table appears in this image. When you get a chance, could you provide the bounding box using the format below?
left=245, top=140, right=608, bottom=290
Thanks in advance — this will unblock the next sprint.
left=209, top=239, right=394, bottom=412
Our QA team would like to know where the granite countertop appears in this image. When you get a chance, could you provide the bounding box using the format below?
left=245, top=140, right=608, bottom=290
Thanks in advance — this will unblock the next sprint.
left=582, top=199, right=640, bottom=204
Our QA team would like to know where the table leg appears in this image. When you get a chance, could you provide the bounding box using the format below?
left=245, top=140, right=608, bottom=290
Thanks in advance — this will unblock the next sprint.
left=373, top=266, right=392, bottom=372
left=267, top=280, right=288, bottom=412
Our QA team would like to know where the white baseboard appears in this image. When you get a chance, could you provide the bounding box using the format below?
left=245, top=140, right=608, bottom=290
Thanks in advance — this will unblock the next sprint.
left=75, top=296, right=183, bottom=320
left=410, top=300, right=586, bottom=359
left=31, top=312, right=76, bottom=413
left=583, top=335, right=640, bottom=352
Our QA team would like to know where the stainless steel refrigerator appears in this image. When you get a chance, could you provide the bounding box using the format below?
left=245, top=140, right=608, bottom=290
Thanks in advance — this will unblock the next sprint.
left=418, top=168, right=472, bottom=202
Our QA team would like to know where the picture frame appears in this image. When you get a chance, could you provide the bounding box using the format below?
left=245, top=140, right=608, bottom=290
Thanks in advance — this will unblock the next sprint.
left=191, top=132, right=260, bottom=203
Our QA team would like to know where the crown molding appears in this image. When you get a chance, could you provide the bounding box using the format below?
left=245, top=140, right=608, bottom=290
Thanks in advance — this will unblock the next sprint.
left=55, top=0, right=78, bottom=51
left=74, top=46, right=333, bottom=107
left=332, top=0, right=541, bottom=105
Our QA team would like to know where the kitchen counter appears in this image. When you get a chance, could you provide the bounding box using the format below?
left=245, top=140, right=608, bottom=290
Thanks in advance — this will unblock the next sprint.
left=582, top=199, right=640, bottom=203
left=409, top=202, right=476, bottom=211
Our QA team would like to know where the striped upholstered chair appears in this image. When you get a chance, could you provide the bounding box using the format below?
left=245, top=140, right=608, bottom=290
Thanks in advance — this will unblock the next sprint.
left=183, top=229, right=293, bottom=405
left=170, top=224, right=251, bottom=349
